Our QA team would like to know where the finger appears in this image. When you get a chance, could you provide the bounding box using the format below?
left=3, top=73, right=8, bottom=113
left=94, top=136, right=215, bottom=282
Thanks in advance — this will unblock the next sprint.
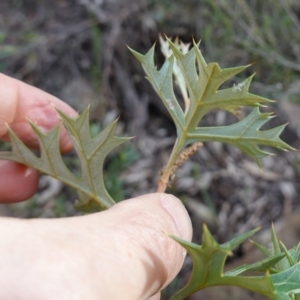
left=0, top=161, right=39, bottom=202
left=0, top=73, right=77, bottom=153
left=0, top=194, right=192, bottom=299
left=85, top=193, right=193, bottom=299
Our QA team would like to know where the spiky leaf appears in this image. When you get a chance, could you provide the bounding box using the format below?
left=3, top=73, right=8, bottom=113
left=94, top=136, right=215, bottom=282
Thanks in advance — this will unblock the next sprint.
left=130, top=38, right=293, bottom=168
left=271, top=264, right=300, bottom=298
left=0, top=107, right=129, bottom=212
left=188, top=107, right=292, bottom=167
left=225, top=253, right=285, bottom=276
left=169, top=225, right=300, bottom=300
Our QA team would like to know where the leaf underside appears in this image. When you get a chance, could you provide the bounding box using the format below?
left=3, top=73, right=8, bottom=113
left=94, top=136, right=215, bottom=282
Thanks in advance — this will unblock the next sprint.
left=0, top=107, right=129, bottom=212
left=130, top=38, right=293, bottom=167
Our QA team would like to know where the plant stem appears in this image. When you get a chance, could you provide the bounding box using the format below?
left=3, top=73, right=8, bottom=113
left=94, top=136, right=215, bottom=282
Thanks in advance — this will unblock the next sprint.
left=157, top=137, right=186, bottom=192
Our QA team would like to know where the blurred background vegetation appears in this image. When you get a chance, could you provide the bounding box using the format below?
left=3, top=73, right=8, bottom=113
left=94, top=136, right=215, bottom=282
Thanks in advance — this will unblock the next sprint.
left=0, top=1, right=300, bottom=299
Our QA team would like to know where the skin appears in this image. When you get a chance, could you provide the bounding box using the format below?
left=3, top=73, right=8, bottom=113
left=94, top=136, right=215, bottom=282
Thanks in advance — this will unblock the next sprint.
left=0, top=73, right=193, bottom=300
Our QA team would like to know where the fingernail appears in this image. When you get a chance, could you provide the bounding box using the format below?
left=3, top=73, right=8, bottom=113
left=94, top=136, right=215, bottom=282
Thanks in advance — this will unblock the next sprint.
left=159, top=193, right=192, bottom=241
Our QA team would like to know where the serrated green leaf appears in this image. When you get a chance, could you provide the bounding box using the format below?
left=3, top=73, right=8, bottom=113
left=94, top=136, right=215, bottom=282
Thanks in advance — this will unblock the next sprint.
left=271, top=264, right=300, bottom=297
left=280, top=242, right=296, bottom=268
left=132, top=38, right=294, bottom=171
left=225, top=253, right=284, bottom=276
left=169, top=225, right=300, bottom=300
left=169, top=225, right=276, bottom=300
left=223, top=226, right=261, bottom=250
left=270, top=223, right=291, bottom=271
left=0, top=106, right=129, bottom=212
left=129, top=46, right=185, bottom=132
left=271, top=223, right=282, bottom=255
left=187, top=107, right=293, bottom=167
left=251, top=239, right=273, bottom=256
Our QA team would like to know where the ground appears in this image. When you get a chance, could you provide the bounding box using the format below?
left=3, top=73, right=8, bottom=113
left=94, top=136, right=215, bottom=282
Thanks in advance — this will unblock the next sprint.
left=0, top=1, right=300, bottom=299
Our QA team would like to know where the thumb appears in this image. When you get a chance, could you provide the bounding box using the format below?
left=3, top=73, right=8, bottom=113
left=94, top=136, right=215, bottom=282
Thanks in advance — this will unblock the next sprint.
left=0, top=193, right=192, bottom=300
left=90, top=193, right=192, bottom=299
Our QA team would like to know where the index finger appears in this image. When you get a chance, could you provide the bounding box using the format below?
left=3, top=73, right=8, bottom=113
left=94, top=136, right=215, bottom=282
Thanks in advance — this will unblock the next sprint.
left=0, top=73, right=77, bottom=153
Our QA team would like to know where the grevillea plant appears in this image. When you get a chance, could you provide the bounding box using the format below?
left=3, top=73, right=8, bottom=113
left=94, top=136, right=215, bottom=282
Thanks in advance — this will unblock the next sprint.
left=0, top=36, right=298, bottom=299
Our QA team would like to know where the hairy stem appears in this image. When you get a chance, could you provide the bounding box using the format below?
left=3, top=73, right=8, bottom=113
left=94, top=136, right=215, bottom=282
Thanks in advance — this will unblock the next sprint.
left=157, top=138, right=185, bottom=192
left=157, top=136, right=203, bottom=192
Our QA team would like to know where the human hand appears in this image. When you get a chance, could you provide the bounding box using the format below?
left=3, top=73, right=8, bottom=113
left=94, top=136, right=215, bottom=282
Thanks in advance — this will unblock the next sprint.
left=0, top=73, right=77, bottom=202
left=0, top=74, right=193, bottom=299
left=0, top=193, right=192, bottom=300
